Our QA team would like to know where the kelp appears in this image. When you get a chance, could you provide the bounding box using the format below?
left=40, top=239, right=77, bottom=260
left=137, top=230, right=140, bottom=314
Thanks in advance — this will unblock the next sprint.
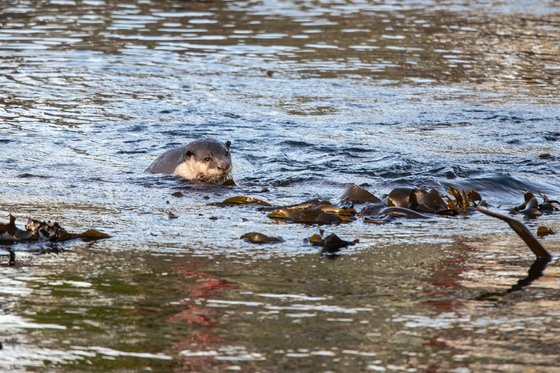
left=267, top=199, right=357, bottom=225
left=363, top=186, right=555, bottom=260
left=307, top=231, right=359, bottom=254
left=1, top=215, right=110, bottom=265
left=205, top=185, right=556, bottom=265
left=363, top=207, right=430, bottom=223
left=240, top=232, right=284, bottom=244
left=210, top=196, right=270, bottom=207
left=362, top=186, right=481, bottom=220
left=0, top=215, right=110, bottom=244
left=536, top=226, right=556, bottom=237
left=510, top=192, right=560, bottom=217
left=387, top=187, right=453, bottom=214
left=475, top=208, right=551, bottom=259
left=446, top=187, right=482, bottom=210
left=340, top=184, right=380, bottom=204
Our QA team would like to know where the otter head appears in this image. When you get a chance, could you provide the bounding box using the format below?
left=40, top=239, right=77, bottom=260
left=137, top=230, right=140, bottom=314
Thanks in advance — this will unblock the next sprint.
left=175, top=139, right=232, bottom=184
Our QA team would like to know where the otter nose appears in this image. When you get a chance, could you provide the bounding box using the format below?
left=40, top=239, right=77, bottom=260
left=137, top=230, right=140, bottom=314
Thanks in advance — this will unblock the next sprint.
left=217, top=161, right=231, bottom=172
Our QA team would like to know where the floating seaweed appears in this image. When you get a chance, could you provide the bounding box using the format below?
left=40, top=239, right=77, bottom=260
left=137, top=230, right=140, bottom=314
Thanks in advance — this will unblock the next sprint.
left=536, top=226, right=556, bottom=237
left=510, top=192, right=560, bottom=217
left=240, top=232, right=284, bottom=244
left=446, top=187, right=482, bottom=211
left=307, top=230, right=359, bottom=255
left=361, top=205, right=430, bottom=222
left=210, top=196, right=270, bottom=207
left=1, top=215, right=110, bottom=244
left=1, top=215, right=110, bottom=265
left=475, top=208, right=551, bottom=259
left=387, top=187, right=454, bottom=215
left=340, top=184, right=381, bottom=204
left=266, top=199, right=356, bottom=225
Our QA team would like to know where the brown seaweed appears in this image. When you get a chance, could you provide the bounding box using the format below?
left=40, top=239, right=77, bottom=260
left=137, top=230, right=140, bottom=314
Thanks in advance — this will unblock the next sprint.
left=536, top=226, right=556, bottom=237
left=388, top=187, right=450, bottom=214
left=307, top=231, right=359, bottom=254
left=387, top=187, right=414, bottom=208
left=362, top=206, right=430, bottom=222
left=340, top=184, right=381, bottom=204
left=267, top=199, right=356, bottom=225
left=210, top=196, right=270, bottom=207
left=1, top=215, right=110, bottom=265
left=0, top=215, right=110, bottom=244
left=410, top=188, right=448, bottom=213
left=475, top=208, right=551, bottom=259
left=510, top=192, right=560, bottom=216
left=538, top=193, right=560, bottom=213
left=240, top=232, right=284, bottom=244
left=447, top=187, right=481, bottom=210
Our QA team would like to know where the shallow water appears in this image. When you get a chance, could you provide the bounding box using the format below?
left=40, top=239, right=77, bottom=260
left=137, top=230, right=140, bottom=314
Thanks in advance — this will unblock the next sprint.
left=1, top=0, right=560, bottom=371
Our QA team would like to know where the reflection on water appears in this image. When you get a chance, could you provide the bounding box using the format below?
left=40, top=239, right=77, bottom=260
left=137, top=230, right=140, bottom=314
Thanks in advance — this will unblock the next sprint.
left=1, top=0, right=559, bottom=371
left=1, top=245, right=559, bottom=371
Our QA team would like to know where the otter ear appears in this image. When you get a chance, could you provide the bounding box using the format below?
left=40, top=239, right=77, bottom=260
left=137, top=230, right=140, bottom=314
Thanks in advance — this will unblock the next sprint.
left=184, top=150, right=194, bottom=159
left=225, top=141, right=232, bottom=149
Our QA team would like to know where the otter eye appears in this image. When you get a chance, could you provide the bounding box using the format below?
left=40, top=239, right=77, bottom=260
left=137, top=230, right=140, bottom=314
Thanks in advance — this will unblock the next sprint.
left=203, top=157, right=211, bottom=162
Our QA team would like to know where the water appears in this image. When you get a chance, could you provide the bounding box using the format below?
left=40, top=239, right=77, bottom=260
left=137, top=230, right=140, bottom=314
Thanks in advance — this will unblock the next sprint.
left=1, top=0, right=560, bottom=371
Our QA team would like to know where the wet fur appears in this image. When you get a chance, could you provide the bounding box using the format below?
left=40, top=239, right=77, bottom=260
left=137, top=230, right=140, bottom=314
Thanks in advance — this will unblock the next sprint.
left=146, top=138, right=232, bottom=184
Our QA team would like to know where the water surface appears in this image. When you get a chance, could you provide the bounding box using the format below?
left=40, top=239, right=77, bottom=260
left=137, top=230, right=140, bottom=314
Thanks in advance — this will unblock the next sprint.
left=1, top=0, right=559, bottom=371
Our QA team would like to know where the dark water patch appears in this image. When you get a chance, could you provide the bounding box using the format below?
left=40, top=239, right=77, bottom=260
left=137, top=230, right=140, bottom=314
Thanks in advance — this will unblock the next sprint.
left=159, top=109, right=180, bottom=115
left=440, top=175, right=560, bottom=204
left=544, top=132, right=560, bottom=141
left=279, top=140, right=313, bottom=148
left=506, top=139, right=521, bottom=145
left=116, top=149, right=148, bottom=155
left=17, top=173, right=52, bottom=179
left=123, top=125, right=148, bottom=133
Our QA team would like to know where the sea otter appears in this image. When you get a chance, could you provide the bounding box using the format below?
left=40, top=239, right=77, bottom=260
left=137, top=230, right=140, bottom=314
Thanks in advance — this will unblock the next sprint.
left=145, top=138, right=232, bottom=184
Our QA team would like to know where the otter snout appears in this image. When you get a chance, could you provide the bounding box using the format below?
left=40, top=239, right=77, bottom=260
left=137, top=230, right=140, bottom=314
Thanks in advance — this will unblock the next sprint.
left=217, top=160, right=231, bottom=172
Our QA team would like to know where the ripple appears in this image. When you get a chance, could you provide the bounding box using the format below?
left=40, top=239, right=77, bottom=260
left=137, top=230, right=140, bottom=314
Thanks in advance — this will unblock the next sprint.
left=1, top=2, right=559, bottom=371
